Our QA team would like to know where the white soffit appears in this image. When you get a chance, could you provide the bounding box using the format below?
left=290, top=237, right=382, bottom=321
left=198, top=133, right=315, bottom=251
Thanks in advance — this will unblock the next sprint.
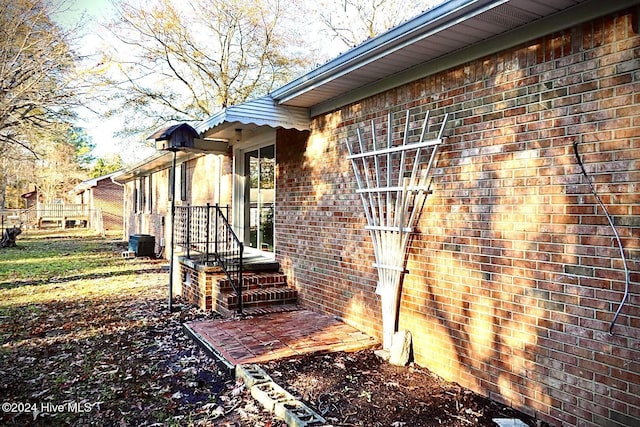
left=272, top=0, right=635, bottom=115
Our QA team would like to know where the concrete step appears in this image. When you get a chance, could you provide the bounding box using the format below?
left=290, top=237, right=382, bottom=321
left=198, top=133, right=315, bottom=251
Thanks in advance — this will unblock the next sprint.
left=217, top=253, right=281, bottom=273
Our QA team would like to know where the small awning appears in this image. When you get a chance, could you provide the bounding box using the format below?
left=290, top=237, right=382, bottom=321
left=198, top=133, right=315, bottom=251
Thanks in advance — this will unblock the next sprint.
left=114, top=151, right=200, bottom=184
left=197, top=95, right=310, bottom=140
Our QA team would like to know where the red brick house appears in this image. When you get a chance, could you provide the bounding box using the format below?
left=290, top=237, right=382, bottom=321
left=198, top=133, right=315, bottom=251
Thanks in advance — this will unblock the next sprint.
left=20, top=188, right=39, bottom=210
left=71, top=172, right=124, bottom=231
left=120, top=1, right=639, bottom=425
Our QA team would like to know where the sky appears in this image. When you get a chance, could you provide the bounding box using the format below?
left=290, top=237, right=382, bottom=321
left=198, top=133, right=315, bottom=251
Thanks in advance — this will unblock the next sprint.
left=51, top=0, right=146, bottom=161
left=51, top=0, right=447, bottom=164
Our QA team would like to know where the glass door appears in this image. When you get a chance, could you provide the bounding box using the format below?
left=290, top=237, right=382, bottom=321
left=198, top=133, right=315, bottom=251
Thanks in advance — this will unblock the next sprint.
left=244, top=145, right=275, bottom=253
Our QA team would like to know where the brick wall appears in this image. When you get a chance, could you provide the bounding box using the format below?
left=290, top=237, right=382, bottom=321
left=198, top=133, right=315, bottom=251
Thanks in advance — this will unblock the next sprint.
left=122, top=153, right=233, bottom=256
left=276, top=9, right=639, bottom=427
left=93, top=178, right=124, bottom=231
left=122, top=178, right=165, bottom=252
left=180, top=263, right=214, bottom=311
left=189, top=153, right=233, bottom=207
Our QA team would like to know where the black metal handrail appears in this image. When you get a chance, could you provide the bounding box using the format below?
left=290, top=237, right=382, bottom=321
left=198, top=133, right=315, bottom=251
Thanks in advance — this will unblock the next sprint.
left=175, top=204, right=244, bottom=314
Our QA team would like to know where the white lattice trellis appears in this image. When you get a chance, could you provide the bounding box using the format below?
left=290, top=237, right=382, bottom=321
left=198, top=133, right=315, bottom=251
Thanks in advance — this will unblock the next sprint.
left=346, top=109, right=449, bottom=349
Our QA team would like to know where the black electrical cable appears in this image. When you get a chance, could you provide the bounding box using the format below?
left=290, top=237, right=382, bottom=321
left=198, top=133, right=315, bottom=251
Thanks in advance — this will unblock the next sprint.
left=572, top=141, right=631, bottom=335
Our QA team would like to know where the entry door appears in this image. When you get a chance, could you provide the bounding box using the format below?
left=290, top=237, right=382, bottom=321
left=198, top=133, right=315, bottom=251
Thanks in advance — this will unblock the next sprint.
left=244, top=144, right=275, bottom=253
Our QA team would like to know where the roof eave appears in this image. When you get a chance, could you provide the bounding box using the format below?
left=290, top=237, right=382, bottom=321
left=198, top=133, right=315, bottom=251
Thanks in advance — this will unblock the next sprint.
left=308, top=0, right=637, bottom=117
left=115, top=152, right=201, bottom=183
left=271, top=0, right=494, bottom=104
left=273, top=0, right=637, bottom=114
left=70, top=171, right=124, bottom=194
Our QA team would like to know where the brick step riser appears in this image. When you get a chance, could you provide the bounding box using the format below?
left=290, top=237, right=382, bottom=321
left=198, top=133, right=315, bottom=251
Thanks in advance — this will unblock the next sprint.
left=217, top=275, right=288, bottom=292
left=224, top=297, right=299, bottom=310
left=219, top=289, right=298, bottom=306
left=217, top=281, right=289, bottom=293
left=215, top=287, right=297, bottom=313
left=213, top=273, right=297, bottom=318
left=216, top=299, right=300, bottom=318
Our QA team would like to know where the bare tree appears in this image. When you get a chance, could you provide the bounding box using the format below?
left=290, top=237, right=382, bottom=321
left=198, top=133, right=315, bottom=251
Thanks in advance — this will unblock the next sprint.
left=0, top=0, right=81, bottom=156
left=0, top=125, right=95, bottom=207
left=34, top=129, right=89, bottom=203
left=95, top=0, right=313, bottom=137
left=313, top=0, right=447, bottom=50
left=0, top=145, right=32, bottom=209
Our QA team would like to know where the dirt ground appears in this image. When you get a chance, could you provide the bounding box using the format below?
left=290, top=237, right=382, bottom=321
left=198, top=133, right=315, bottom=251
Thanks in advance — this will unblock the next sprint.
left=0, top=233, right=547, bottom=426
left=262, top=349, right=545, bottom=427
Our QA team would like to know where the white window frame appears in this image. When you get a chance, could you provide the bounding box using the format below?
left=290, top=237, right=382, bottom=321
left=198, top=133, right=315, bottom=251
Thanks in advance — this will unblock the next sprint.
left=232, top=129, right=276, bottom=258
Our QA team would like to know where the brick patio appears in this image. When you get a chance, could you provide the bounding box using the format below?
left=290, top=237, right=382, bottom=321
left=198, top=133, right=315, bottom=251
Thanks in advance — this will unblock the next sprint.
left=185, top=309, right=377, bottom=366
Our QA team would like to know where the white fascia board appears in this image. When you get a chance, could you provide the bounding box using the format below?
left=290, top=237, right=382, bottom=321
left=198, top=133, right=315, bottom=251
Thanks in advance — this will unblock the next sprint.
left=191, top=138, right=229, bottom=154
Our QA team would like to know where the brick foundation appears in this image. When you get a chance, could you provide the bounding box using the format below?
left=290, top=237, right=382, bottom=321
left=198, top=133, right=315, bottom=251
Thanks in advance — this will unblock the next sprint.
left=179, top=260, right=218, bottom=311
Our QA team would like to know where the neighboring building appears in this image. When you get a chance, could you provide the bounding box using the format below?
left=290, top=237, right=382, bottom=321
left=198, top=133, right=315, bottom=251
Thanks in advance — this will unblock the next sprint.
left=70, top=172, right=125, bottom=231
left=20, top=188, right=39, bottom=210
left=119, top=1, right=640, bottom=426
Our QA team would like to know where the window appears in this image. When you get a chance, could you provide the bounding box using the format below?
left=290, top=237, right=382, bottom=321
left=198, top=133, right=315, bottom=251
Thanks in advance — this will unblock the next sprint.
left=147, top=174, right=153, bottom=212
left=244, top=144, right=275, bottom=252
left=133, top=187, right=138, bottom=213
left=168, top=167, right=173, bottom=202
left=139, top=177, right=146, bottom=212
left=180, top=162, right=187, bottom=201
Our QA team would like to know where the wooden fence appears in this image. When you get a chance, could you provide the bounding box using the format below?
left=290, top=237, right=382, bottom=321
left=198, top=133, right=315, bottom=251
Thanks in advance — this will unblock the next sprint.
left=1, top=204, right=104, bottom=235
